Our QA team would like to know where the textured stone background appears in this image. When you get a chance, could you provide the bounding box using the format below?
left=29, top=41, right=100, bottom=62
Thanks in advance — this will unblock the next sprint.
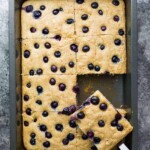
left=138, top=0, right=150, bottom=149
left=0, top=0, right=9, bottom=150
left=0, top=0, right=149, bottom=149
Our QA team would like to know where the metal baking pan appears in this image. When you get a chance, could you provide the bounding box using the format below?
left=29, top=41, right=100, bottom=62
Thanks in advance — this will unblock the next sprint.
left=9, top=0, right=138, bottom=149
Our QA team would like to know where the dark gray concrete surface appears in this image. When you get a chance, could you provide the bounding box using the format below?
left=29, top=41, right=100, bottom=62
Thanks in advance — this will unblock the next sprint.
left=138, top=0, right=150, bottom=149
left=0, top=0, right=149, bottom=149
left=0, top=0, right=10, bottom=150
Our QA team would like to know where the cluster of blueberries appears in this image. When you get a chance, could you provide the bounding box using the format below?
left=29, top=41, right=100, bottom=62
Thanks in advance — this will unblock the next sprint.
left=24, top=0, right=124, bottom=74
left=24, top=37, right=122, bottom=75
left=25, top=0, right=124, bottom=36
left=75, top=95, right=124, bottom=131
left=76, top=0, right=120, bottom=6
left=24, top=95, right=124, bottom=149
left=70, top=95, right=124, bottom=150
left=23, top=1, right=124, bottom=149
left=25, top=4, right=74, bottom=35
left=77, top=0, right=124, bottom=35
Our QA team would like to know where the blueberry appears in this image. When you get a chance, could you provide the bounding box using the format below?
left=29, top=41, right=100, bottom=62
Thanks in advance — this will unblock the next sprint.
left=30, top=27, right=36, bottom=33
left=98, top=10, right=103, bottom=15
left=55, top=124, right=63, bottom=131
left=91, top=2, right=99, bottom=9
left=37, top=86, right=43, bottom=93
left=69, top=120, right=77, bottom=128
left=24, top=50, right=30, bottom=58
left=54, top=35, right=61, bottom=41
left=62, top=107, right=70, bottom=115
left=91, top=145, right=98, bottom=150
left=114, top=39, right=121, bottom=45
left=66, top=19, right=74, bottom=24
left=42, top=111, right=48, bottom=117
left=42, top=28, right=49, bottom=34
left=51, top=65, right=58, bottom=72
left=36, top=100, right=42, bottom=105
left=36, top=68, right=43, bottom=75
left=43, top=141, right=50, bottom=148
left=99, top=103, right=107, bottom=111
left=33, top=10, right=42, bottom=19
left=117, top=124, right=124, bottom=131
left=30, top=138, right=36, bottom=145
left=98, top=120, right=105, bottom=127
left=60, top=66, right=66, bottom=73
left=76, top=0, right=84, bottom=4
left=62, top=139, right=69, bottom=145
left=59, top=83, right=66, bottom=91
left=67, top=133, right=75, bottom=141
left=40, top=5, right=46, bottom=10
left=24, top=95, right=29, bottom=101
left=93, top=137, right=101, bottom=144
left=111, top=120, right=118, bottom=127
left=88, top=63, right=94, bottom=70
left=43, top=56, right=49, bottom=63
left=99, top=44, right=105, bottom=50
left=24, top=121, right=29, bottom=126
left=51, top=101, right=58, bottom=109
left=44, top=42, right=51, bottom=49
left=73, top=85, right=80, bottom=94
left=49, top=78, right=56, bottom=85
left=119, top=29, right=125, bottom=36
left=82, top=134, right=88, bottom=140
left=25, top=5, right=33, bottom=13
left=26, top=108, right=31, bottom=115
left=69, top=105, right=77, bottom=114
left=29, top=69, right=34, bottom=76
left=68, top=61, right=75, bottom=68
left=101, top=26, right=106, bottom=31
left=82, top=26, right=89, bottom=33
left=91, top=96, right=100, bottom=105
left=30, top=133, right=36, bottom=138
left=95, top=65, right=100, bottom=72
left=81, top=14, right=88, bottom=20
left=53, top=9, right=60, bottom=15
left=40, top=124, right=47, bottom=131
left=114, top=15, right=119, bottom=22
left=34, top=43, right=39, bottom=49
left=54, top=51, right=61, bottom=58
left=115, top=112, right=122, bottom=120
left=70, top=44, right=78, bottom=52
left=82, top=45, right=90, bottom=52
left=77, top=112, right=85, bottom=119
left=45, top=132, right=52, bottom=139
left=87, top=131, right=94, bottom=138
left=112, top=0, right=120, bottom=6
left=112, top=56, right=120, bottom=63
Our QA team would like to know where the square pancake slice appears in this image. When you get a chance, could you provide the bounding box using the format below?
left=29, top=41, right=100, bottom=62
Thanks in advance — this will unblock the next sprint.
left=75, top=0, right=125, bottom=36
left=76, top=35, right=126, bottom=74
left=22, top=0, right=75, bottom=39
left=71, top=90, right=133, bottom=150
left=23, top=111, right=77, bottom=150
left=22, top=38, right=76, bottom=75
left=22, top=75, right=77, bottom=112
